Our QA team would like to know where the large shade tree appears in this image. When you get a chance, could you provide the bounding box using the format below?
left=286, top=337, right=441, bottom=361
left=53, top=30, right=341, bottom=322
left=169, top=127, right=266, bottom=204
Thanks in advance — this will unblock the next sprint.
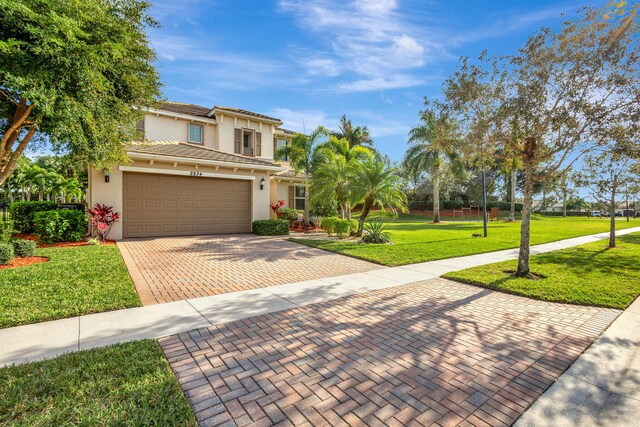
left=0, top=0, right=162, bottom=186
left=447, top=4, right=640, bottom=275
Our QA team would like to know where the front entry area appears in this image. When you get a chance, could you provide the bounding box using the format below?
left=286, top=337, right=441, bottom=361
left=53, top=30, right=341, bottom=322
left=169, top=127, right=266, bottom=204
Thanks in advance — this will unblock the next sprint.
left=123, top=172, right=252, bottom=238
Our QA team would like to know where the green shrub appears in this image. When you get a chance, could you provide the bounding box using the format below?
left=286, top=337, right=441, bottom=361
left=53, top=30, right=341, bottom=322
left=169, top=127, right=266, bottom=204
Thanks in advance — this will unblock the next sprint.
left=9, top=201, right=59, bottom=234
left=34, top=210, right=87, bottom=243
left=309, top=201, right=338, bottom=218
left=0, top=220, right=14, bottom=243
left=333, top=219, right=351, bottom=238
left=277, top=207, right=300, bottom=222
left=252, top=219, right=290, bottom=236
left=86, top=237, right=101, bottom=245
left=11, top=239, right=36, bottom=257
left=321, top=217, right=339, bottom=235
left=362, top=219, right=392, bottom=244
left=0, top=243, right=14, bottom=265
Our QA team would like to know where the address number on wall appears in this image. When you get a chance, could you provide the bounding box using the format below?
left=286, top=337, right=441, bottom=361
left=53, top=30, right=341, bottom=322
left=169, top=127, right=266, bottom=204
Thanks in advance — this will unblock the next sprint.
left=189, top=171, right=203, bottom=176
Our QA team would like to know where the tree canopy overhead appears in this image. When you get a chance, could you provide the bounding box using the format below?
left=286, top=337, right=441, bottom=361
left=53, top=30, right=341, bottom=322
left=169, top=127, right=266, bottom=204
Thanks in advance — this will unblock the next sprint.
left=0, top=0, right=162, bottom=185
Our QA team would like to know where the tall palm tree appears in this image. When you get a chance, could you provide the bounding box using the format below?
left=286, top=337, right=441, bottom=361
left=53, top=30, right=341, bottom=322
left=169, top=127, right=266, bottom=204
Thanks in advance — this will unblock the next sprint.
left=276, top=126, right=327, bottom=222
left=313, top=136, right=372, bottom=219
left=333, top=115, right=373, bottom=148
left=403, top=105, right=460, bottom=223
left=349, top=156, right=407, bottom=236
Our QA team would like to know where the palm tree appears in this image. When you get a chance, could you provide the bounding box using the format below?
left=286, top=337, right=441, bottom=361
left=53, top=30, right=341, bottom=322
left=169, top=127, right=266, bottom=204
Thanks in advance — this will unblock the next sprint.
left=333, top=115, right=373, bottom=148
left=313, top=136, right=372, bottom=219
left=349, top=156, right=407, bottom=236
left=276, top=126, right=327, bottom=222
left=403, top=105, right=460, bottom=223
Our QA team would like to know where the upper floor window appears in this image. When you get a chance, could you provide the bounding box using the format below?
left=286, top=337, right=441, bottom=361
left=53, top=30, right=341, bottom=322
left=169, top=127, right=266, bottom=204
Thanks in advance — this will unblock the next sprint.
left=275, top=138, right=289, bottom=161
left=188, top=123, right=203, bottom=144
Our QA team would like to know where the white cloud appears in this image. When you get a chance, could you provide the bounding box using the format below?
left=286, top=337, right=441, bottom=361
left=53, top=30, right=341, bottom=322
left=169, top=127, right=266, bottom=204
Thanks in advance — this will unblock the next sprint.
left=278, top=0, right=440, bottom=91
left=268, top=108, right=336, bottom=133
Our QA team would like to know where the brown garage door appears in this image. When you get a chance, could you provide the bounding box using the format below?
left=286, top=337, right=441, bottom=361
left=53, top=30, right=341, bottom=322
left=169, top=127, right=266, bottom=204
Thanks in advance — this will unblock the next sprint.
left=123, top=172, right=252, bottom=238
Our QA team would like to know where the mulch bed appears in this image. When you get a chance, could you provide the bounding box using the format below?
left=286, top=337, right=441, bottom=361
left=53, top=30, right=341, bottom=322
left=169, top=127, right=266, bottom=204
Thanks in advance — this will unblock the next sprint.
left=0, top=256, right=49, bottom=270
left=13, top=234, right=116, bottom=248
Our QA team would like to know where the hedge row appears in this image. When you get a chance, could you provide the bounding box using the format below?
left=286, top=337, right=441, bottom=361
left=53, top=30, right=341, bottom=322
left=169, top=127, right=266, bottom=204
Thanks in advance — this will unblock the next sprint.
left=252, top=219, right=290, bottom=236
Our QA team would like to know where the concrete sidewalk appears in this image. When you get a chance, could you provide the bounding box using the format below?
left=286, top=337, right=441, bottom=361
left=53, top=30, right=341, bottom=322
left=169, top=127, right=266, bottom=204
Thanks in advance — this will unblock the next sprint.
left=1, top=226, right=639, bottom=367
left=515, top=292, right=640, bottom=426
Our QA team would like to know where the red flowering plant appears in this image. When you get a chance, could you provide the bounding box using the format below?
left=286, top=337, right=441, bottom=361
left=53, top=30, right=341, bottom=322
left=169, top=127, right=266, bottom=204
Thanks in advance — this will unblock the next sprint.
left=270, top=200, right=285, bottom=218
left=87, top=203, right=121, bottom=241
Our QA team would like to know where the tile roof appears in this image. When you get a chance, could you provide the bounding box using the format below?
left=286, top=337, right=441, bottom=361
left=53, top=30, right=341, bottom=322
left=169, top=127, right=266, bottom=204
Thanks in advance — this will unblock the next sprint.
left=213, top=106, right=281, bottom=122
left=128, top=141, right=282, bottom=168
left=274, top=169, right=307, bottom=179
left=275, top=127, right=296, bottom=135
left=156, top=102, right=212, bottom=118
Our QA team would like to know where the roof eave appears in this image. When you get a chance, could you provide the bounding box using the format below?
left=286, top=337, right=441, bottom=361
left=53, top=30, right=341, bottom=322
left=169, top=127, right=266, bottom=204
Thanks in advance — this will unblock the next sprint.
left=211, top=108, right=283, bottom=125
left=147, top=108, right=217, bottom=124
left=127, top=151, right=284, bottom=172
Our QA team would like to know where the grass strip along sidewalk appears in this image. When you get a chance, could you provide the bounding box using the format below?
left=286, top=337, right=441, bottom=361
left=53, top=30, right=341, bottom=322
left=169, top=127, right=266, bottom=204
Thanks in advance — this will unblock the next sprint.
left=444, top=233, right=640, bottom=309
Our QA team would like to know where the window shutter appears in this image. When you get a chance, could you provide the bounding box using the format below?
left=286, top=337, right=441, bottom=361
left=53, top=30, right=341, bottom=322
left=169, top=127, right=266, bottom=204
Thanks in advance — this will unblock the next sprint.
left=273, top=137, right=277, bottom=159
left=255, top=132, right=262, bottom=157
left=234, top=129, right=241, bottom=153
left=288, top=186, right=295, bottom=208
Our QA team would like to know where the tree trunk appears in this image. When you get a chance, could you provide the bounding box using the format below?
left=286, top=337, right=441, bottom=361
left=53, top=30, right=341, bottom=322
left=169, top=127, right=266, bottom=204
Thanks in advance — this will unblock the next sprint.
left=432, top=164, right=440, bottom=223
left=517, top=137, right=536, bottom=277
left=357, top=198, right=373, bottom=236
left=304, top=178, right=310, bottom=225
left=562, top=184, right=567, bottom=217
left=509, top=168, right=516, bottom=221
left=609, top=184, right=616, bottom=248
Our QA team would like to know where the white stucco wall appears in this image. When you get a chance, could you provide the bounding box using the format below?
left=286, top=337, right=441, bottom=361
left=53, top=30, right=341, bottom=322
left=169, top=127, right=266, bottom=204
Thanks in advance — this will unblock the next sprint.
left=144, top=115, right=217, bottom=149
left=214, top=114, right=275, bottom=160
left=89, top=160, right=272, bottom=240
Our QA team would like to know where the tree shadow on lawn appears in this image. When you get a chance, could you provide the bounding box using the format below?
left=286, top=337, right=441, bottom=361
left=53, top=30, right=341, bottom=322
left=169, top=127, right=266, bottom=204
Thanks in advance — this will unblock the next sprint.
left=161, top=279, right=618, bottom=426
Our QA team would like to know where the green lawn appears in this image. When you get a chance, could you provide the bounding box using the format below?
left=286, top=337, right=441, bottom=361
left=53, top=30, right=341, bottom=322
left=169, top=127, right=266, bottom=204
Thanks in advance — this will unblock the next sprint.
left=0, top=245, right=140, bottom=328
left=0, top=340, right=196, bottom=426
left=443, top=233, right=640, bottom=309
left=292, top=214, right=640, bottom=266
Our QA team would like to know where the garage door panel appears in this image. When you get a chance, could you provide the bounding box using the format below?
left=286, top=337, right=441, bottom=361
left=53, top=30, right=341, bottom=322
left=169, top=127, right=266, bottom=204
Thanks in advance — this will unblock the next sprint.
left=124, top=172, right=251, bottom=237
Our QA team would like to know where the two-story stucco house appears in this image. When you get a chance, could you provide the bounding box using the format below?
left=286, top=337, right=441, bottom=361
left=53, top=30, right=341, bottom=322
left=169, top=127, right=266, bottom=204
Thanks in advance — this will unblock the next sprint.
left=87, top=102, right=305, bottom=240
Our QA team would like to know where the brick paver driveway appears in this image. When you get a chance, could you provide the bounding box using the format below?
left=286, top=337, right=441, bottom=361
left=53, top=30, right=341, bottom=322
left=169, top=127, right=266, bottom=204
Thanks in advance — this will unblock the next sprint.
left=159, top=278, right=619, bottom=427
left=118, top=235, right=379, bottom=305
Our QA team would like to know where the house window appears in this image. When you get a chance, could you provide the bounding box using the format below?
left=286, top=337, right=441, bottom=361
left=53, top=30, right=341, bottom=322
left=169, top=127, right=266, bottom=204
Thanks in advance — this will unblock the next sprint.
left=275, top=138, right=288, bottom=161
left=243, top=129, right=254, bottom=156
left=294, top=186, right=306, bottom=210
left=188, top=123, right=203, bottom=144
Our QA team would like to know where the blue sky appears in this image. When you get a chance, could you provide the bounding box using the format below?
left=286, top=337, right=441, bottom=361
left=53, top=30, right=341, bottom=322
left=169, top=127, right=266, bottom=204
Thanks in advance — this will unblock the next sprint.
left=150, top=1, right=599, bottom=162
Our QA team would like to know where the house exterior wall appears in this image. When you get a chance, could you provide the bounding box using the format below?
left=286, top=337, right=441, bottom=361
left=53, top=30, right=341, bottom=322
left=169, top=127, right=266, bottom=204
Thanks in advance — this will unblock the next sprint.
left=144, top=115, right=217, bottom=149
left=89, top=159, right=271, bottom=240
left=215, top=114, right=275, bottom=160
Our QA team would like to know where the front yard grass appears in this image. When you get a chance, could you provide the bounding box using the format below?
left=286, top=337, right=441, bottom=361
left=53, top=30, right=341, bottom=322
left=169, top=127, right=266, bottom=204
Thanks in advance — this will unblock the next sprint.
left=292, top=214, right=640, bottom=266
left=443, top=233, right=640, bottom=309
left=0, top=244, right=140, bottom=328
left=0, top=340, right=196, bottom=426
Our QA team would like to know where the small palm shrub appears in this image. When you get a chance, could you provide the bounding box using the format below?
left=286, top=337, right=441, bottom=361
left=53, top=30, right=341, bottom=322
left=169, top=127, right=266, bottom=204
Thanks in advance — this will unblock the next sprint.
left=333, top=219, right=351, bottom=238
left=0, top=243, right=14, bottom=265
left=12, top=239, right=36, bottom=258
left=362, top=219, right=392, bottom=244
left=321, top=217, right=338, bottom=235
left=86, top=237, right=101, bottom=246
left=348, top=219, right=358, bottom=235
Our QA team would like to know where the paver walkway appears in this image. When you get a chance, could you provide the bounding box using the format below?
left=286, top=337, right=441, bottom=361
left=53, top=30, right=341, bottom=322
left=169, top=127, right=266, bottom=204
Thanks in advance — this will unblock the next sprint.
left=118, top=235, right=380, bottom=305
left=160, top=278, right=619, bottom=427
left=516, top=292, right=640, bottom=427
left=2, top=226, right=639, bottom=367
